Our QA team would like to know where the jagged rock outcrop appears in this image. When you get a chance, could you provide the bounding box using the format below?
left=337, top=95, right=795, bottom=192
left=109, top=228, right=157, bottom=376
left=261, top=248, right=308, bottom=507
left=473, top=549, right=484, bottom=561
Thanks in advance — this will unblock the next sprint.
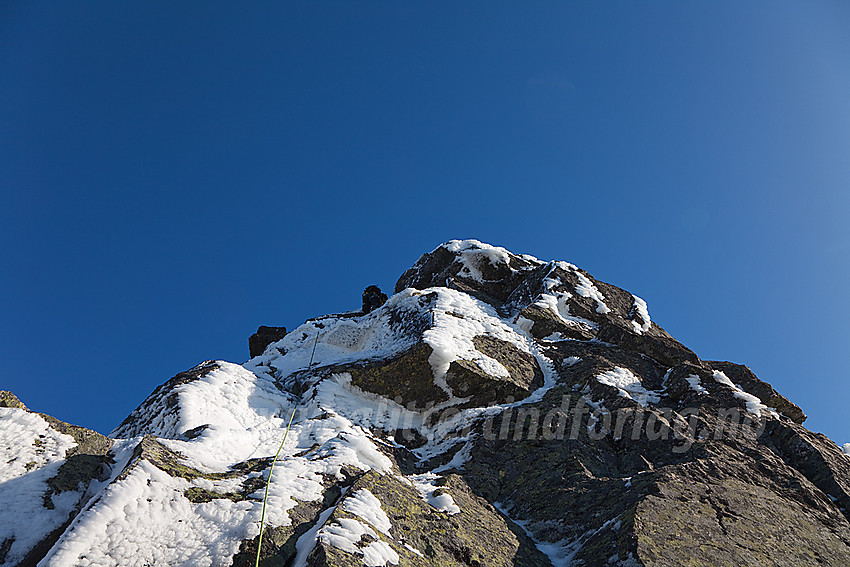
left=249, top=326, right=288, bottom=358
left=1, top=240, right=847, bottom=567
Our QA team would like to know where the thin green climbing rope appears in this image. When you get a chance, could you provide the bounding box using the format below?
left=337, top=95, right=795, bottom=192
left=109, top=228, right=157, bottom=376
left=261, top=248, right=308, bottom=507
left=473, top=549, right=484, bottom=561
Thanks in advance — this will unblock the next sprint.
left=254, top=330, right=320, bottom=567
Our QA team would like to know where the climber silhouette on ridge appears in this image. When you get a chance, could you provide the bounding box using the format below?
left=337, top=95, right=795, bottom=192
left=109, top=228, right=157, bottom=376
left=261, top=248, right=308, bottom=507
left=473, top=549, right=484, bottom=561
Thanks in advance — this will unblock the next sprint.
left=361, top=285, right=388, bottom=314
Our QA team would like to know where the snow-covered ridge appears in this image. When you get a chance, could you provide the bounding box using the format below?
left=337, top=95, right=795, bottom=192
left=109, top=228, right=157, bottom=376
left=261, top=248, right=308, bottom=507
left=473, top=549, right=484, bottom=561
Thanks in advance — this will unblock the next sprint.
left=246, top=286, right=540, bottom=406
left=45, top=241, right=659, bottom=565
left=246, top=288, right=427, bottom=382
left=0, top=408, right=81, bottom=566
left=37, top=267, right=562, bottom=565
left=42, top=370, right=398, bottom=566
left=402, top=240, right=666, bottom=351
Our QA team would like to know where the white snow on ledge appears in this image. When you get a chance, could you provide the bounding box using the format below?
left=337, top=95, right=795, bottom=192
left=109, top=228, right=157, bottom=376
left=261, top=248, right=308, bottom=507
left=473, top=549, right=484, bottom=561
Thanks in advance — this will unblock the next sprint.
left=596, top=367, right=660, bottom=407
left=685, top=374, right=708, bottom=395
left=532, top=271, right=598, bottom=335
left=318, top=518, right=399, bottom=566
left=630, top=295, right=651, bottom=334
left=444, top=239, right=520, bottom=282
left=842, top=443, right=850, bottom=457
left=712, top=370, right=777, bottom=417
left=406, top=472, right=461, bottom=515
left=574, top=271, right=610, bottom=314
left=343, top=489, right=393, bottom=535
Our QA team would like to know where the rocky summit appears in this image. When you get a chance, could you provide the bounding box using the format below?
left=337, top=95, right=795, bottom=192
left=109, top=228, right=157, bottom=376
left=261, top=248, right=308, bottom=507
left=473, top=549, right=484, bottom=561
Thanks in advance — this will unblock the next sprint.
left=2, top=239, right=849, bottom=567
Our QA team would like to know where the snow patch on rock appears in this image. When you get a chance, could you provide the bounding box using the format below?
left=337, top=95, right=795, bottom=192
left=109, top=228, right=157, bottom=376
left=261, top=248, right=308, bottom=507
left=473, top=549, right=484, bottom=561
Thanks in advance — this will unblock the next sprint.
left=533, top=278, right=598, bottom=334
left=406, top=472, right=461, bottom=515
left=423, top=288, right=535, bottom=396
left=630, top=295, right=651, bottom=334
left=596, top=367, right=660, bottom=407
left=343, top=489, right=393, bottom=536
left=574, top=271, right=611, bottom=314
left=712, top=370, right=777, bottom=417
left=493, top=502, right=579, bottom=567
left=318, top=518, right=399, bottom=566
left=685, top=374, right=708, bottom=395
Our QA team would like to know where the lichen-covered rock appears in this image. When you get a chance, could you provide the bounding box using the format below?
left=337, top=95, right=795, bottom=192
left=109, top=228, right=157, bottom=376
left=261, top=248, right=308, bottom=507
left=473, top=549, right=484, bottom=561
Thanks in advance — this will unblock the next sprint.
left=444, top=335, right=544, bottom=407
left=760, top=420, right=850, bottom=520
left=230, top=483, right=344, bottom=567
left=305, top=471, right=551, bottom=567
left=334, top=337, right=544, bottom=414
left=41, top=414, right=113, bottom=506
left=335, top=343, right=451, bottom=408
left=634, top=460, right=850, bottom=566
left=0, top=390, right=29, bottom=410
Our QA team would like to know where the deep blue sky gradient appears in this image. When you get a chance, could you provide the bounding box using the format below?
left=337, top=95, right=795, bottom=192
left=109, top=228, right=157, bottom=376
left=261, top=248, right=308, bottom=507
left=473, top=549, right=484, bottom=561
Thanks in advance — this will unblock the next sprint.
left=2, top=3, right=848, bottom=443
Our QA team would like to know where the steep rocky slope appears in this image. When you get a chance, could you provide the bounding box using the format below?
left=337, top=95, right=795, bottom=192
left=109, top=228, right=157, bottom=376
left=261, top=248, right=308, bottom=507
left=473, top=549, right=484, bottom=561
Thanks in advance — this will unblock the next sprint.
left=2, top=240, right=848, bottom=567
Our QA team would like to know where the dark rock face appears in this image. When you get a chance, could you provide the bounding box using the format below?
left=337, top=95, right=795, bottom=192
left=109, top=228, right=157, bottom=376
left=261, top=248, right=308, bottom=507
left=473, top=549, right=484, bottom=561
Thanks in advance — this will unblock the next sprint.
left=708, top=360, right=806, bottom=424
left=249, top=325, right=288, bottom=358
left=761, top=420, right=850, bottom=518
left=446, top=335, right=544, bottom=407
left=634, top=466, right=850, bottom=566
left=396, top=243, right=541, bottom=306
left=389, top=241, right=849, bottom=566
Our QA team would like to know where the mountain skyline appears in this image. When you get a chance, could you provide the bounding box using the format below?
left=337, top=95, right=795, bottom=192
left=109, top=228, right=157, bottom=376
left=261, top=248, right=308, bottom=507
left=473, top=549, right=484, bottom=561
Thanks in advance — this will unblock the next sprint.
left=2, top=3, right=848, bottom=447
left=3, top=239, right=848, bottom=566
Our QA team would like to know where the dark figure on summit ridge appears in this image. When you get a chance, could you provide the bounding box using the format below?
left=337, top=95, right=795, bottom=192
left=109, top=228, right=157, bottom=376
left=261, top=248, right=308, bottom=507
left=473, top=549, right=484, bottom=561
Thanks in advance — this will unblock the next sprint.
left=248, top=325, right=287, bottom=358
left=362, top=285, right=388, bottom=314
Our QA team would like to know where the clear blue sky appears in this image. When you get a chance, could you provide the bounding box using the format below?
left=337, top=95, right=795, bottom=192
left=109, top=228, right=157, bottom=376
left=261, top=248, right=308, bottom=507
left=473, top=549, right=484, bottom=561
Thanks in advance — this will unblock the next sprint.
left=2, top=2, right=848, bottom=443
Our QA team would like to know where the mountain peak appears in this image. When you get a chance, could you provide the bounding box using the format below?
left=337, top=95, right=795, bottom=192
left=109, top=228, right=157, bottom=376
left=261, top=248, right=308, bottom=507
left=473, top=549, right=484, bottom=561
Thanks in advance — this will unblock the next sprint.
left=1, top=241, right=847, bottom=567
